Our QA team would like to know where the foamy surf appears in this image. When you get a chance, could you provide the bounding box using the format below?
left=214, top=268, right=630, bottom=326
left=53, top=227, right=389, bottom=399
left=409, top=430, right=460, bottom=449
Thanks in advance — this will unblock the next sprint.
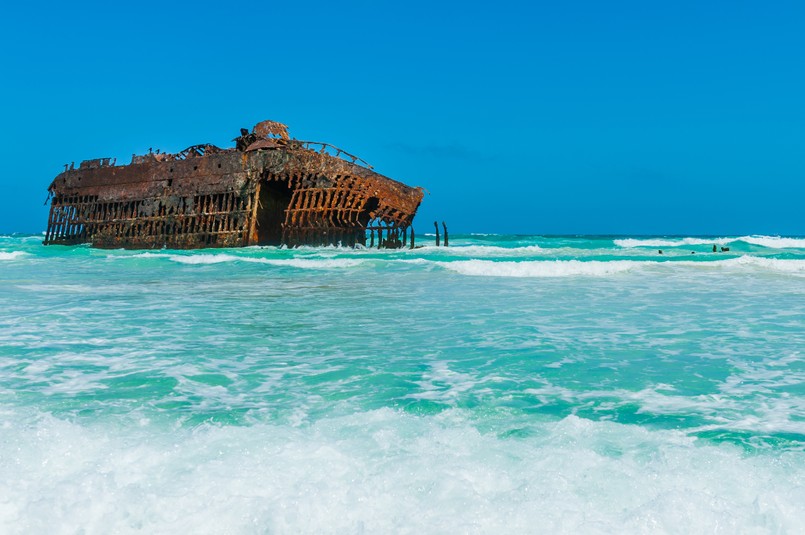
left=121, top=252, right=365, bottom=269
left=614, top=237, right=733, bottom=247
left=721, top=255, right=805, bottom=273
left=2, top=409, right=804, bottom=534
left=107, top=251, right=805, bottom=277
left=0, top=251, right=28, bottom=260
left=414, top=244, right=543, bottom=256
left=2, top=233, right=804, bottom=533
left=616, top=235, right=805, bottom=249
left=424, top=256, right=805, bottom=277
left=740, top=236, right=805, bottom=249
left=433, top=259, right=640, bottom=277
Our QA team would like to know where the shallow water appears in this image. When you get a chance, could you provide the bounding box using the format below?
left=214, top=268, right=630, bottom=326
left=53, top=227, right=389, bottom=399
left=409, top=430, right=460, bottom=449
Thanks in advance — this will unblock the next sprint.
left=1, top=234, right=804, bottom=533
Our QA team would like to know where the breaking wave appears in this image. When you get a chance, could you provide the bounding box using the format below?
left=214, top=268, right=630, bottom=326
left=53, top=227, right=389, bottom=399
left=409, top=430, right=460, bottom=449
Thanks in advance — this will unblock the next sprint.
left=125, top=252, right=365, bottom=269
left=416, top=245, right=543, bottom=256
left=616, top=236, right=805, bottom=249
left=0, top=251, right=28, bottom=261
left=2, top=409, right=804, bottom=533
left=721, top=255, right=805, bottom=273
left=434, top=259, right=640, bottom=277
left=429, top=257, right=805, bottom=278
left=263, top=258, right=366, bottom=269
left=109, top=252, right=805, bottom=277
left=740, top=236, right=805, bottom=249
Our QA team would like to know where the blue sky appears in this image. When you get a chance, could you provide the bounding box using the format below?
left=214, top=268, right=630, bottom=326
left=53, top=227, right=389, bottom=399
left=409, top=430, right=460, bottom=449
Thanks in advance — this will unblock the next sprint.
left=1, top=0, right=803, bottom=235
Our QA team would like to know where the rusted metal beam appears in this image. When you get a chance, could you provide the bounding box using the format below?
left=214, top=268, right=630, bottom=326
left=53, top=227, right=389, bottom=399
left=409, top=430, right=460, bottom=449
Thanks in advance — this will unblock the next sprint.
left=442, top=221, right=448, bottom=247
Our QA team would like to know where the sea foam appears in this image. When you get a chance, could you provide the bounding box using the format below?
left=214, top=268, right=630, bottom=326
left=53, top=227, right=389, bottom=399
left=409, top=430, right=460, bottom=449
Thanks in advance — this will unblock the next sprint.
left=0, top=251, right=28, bottom=261
left=125, top=252, right=365, bottom=269
left=415, top=245, right=543, bottom=257
left=616, top=236, right=805, bottom=249
left=721, top=255, right=805, bottom=273
left=429, top=257, right=805, bottom=277
left=435, top=259, right=639, bottom=277
left=1, top=409, right=803, bottom=534
left=615, top=237, right=732, bottom=248
left=740, top=236, right=805, bottom=249
left=2, top=234, right=805, bottom=533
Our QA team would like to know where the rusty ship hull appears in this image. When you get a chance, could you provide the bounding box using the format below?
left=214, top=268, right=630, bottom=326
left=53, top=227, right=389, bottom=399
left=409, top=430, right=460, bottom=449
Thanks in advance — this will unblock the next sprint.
left=44, top=121, right=423, bottom=249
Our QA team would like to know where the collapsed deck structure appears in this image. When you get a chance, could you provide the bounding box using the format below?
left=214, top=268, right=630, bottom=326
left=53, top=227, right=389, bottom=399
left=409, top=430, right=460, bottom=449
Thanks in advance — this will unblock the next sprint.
left=44, top=120, right=424, bottom=249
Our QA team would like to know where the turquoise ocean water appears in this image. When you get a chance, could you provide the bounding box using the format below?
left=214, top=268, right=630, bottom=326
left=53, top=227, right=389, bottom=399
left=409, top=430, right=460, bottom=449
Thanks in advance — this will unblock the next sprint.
left=1, top=234, right=804, bottom=533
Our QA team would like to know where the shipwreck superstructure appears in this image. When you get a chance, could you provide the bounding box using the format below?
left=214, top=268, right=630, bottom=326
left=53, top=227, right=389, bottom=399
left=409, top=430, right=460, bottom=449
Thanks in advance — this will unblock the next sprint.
left=44, top=120, right=424, bottom=249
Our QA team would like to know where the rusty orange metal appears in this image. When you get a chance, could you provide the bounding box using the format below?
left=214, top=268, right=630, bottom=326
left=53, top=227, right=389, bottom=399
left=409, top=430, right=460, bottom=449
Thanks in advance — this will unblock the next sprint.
left=44, top=121, right=424, bottom=249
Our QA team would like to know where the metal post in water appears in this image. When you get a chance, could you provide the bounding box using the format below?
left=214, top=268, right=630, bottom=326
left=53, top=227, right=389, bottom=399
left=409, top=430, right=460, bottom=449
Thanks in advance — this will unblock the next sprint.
left=442, top=221, right=448, bottom=247
left=434, top=221, right=440, bottom=246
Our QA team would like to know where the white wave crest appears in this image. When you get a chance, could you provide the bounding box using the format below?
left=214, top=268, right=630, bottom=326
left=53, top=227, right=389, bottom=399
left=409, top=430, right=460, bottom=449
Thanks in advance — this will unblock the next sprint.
left=615, top=237, right=732, bottom=248
left=721, top=255, right=805, bottom=273
left=0, top=251, right=28, bottom=261
left=616, top=236, right=805, bottom=249
left=124, top=252, right=172, bottom=259
left=166, top=253, right=240, bottom=264
left=2, top=410, right=804, bottom=533
left=654, top=256, right=805, bottom=274
left=125, top=252, right=364, bottom=269
left=261, top=258, right=365, bottom=269
left=418, top=245, right=543, bottom=257
left=740, top=236, right=805, bottom=249
left=430, top=257, right=805, bottom=278
left=436, top=259, right=639, bottom=277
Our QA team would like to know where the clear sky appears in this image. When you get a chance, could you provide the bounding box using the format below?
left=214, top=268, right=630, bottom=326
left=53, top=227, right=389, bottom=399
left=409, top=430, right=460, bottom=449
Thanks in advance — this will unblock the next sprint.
left=1, top=0, right=803, bottom=235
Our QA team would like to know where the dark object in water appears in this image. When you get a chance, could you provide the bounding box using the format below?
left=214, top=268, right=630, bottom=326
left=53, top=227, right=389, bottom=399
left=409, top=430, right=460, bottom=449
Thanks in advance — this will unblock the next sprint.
left=721, top=246, right=730, bottom=252
left=658, top=250, right=663, bottom=255
left=432, top=221, right=449, bottom=247
left=713, top=244, right=718, bottom=252
left=44, top=120, right=424, bottom=249
left=442, top=221, right=449, bottom=247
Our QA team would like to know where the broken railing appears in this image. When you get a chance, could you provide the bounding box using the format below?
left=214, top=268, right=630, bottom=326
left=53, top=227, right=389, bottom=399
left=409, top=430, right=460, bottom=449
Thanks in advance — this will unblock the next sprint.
left=297, top=141, right=374, bottom=169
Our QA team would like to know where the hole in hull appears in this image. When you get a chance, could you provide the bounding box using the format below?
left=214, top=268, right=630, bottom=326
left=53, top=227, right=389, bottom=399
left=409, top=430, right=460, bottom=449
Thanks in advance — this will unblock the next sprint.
left=256, top=179, right=292, bottom=245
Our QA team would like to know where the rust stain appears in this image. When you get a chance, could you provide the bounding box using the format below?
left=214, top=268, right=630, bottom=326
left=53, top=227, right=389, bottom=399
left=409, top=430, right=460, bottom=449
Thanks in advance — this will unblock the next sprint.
left=44, top=121, right=424, bottom=249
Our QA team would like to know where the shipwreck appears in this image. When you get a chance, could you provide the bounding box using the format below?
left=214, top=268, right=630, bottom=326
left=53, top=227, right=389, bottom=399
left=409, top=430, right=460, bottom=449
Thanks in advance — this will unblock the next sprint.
left=44, top=120, right=424, bottom=249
